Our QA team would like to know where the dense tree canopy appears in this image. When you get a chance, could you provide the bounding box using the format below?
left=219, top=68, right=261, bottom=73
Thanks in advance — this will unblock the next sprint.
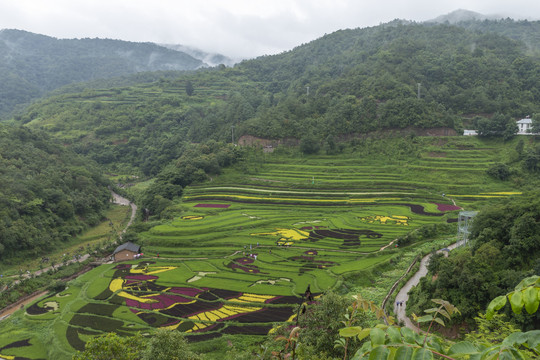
left=14, top=20, right=539, bottom=180
left=0, top=125, right=110, bottom=263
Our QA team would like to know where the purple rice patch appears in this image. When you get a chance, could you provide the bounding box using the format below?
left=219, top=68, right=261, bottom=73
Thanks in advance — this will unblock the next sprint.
left=432, top=203, right=462, bottom=212
left=194, top=204, right=230, bottom=208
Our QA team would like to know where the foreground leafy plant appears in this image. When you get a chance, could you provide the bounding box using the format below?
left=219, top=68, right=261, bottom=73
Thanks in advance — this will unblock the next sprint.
left=411, top=298, right=460, bottom=345
left=273, top=326, right=301, bottom=360
left=486, top=275, right=540, bottom=320
left=337, top=289, right=540, bottom=360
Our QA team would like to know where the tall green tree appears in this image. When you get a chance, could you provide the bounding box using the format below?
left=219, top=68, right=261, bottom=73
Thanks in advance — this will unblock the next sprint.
left=185, top=80, right=194, bottom=96
left=73, top=333, right=146, bottom=360
left=141, top=329, right=201, bottom=360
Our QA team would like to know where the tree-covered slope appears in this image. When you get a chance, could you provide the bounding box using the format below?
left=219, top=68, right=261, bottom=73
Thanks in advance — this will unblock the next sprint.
left=0, top=125, right=110, bottom=264
left=17, top=21, right=540, bottom=177
left=240, top=21, right=539, bottom=119
left=451, top=18, right=540, bottom=55
left=0, top=29, right=205, bottom=117
left=19, top=69, right=253, bottom=175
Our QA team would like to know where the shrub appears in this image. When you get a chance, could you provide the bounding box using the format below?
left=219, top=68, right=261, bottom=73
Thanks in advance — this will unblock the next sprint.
left=486, top=163, right=511, bottom=180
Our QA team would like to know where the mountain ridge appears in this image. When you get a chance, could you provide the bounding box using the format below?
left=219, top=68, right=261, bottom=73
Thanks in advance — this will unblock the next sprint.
left=427, top=9, right=508, bottom=24
left=0, top=29, right=206, bottom=117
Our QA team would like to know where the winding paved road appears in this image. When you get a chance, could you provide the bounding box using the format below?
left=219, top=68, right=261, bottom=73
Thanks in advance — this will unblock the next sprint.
left=393, top=242, right=459, bottom=332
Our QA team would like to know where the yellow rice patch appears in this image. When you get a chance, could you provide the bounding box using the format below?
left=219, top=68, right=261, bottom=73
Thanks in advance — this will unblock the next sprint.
left=163, top=292, right=275, bottom=332
left=130, top=266, right=177, bottom=275
left=252, top=228, right=309, bottom=241
left=480, top=192, right=522, bottom=195
left=109, top=278, right=158, bottom=304
left=185, top=194, right=399, bottom=203
left=181, top=215, right=204, bottom=220
left=361, top=215, right=410, bottom=225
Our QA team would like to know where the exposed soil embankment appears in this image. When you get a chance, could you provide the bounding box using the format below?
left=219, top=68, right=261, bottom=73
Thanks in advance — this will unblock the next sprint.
left=0, top=291, right=48, bottom=319
left=237, top=127, right=458, bottom=148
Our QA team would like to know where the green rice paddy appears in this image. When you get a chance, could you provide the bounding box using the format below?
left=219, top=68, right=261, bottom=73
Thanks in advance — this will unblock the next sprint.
left=0, top=137, right=526, bottom=359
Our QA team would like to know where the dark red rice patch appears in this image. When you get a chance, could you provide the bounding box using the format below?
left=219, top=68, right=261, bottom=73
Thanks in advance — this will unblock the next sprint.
left=432, top=203, right=462, bottom=212
left=70, top=314, right=124, bottom=332
left=194, top=204, right=231, bottom=208
left=392, top=203, right=444, bottom=216
left=66, top=326, right=86, bottom=351
left=222, top=324, right=272, bottom=335
left=26, top=302, right=50, bottom=315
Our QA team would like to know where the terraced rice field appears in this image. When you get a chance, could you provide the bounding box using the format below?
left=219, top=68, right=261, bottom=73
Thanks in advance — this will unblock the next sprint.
left=0, top=137, right=525, bottom=359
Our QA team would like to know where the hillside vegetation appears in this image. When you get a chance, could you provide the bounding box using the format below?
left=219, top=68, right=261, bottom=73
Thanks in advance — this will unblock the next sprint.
left=1, top=135, right=539, bottom=359
left=17, top=21, right=540, bottom=179
left=408, top=192, right=540, bottom=331
left=0, top=16, right=540, bottom=360
left=0, top=29, right=205, bottom=117
left=0, top=125, right=110, bottom=266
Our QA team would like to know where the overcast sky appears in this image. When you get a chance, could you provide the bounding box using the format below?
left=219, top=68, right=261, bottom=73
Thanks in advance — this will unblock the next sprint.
left=1, top=0, right=539, bottom=60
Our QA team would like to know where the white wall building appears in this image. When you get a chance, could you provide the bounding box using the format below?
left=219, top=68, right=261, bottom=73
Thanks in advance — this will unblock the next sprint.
left=517, top=118, right=534, bottom=135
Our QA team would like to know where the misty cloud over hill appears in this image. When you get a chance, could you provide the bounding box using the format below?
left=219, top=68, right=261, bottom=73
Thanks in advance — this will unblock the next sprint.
left=0, top=29, right=206, bottom=116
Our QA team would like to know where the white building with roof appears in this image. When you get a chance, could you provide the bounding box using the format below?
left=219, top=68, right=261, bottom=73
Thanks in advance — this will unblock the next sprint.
left=517, top=117, right=534, bottom=135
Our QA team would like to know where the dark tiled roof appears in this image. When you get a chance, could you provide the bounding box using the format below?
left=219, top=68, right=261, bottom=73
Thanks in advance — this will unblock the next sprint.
left=113, top=241, right=141, bottom=255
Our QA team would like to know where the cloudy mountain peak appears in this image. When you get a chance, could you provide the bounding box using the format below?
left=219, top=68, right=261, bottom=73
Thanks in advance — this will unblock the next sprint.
left=427, top=9, right=501, bottom=24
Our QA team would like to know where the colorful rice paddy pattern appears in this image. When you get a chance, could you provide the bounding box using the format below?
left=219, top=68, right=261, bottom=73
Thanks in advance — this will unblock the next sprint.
left=63, top=262, right=303, bottom=350
left=2, top=138, right=526, bottom=359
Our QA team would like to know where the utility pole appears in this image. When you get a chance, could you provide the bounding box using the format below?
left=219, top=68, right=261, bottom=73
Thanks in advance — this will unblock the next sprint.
left=417, top=83, right=421, bottom=99
left=231, top=125, right=235, bottom=144
left=306, top=86, right=310, bottom=96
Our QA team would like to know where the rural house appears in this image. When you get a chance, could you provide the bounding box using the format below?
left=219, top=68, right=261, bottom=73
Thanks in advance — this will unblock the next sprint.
left=517, top=117, right=533, bottom=134
left=463, top=129, right=478, bottom=136
left=113, top=241, right=141, bottom=262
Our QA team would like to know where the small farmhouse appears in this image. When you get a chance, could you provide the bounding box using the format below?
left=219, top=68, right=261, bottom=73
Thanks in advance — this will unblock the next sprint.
left=113, top=241, right=141, bottom=262
left=517, top=117, right=533, bottom=134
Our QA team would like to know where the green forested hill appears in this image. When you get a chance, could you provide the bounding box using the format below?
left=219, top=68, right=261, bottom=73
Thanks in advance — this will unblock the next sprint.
left=0, top=29, right=205, bottom=117
left=240, top=21, right=538, bottom=119
left=17, top=20, right=540, bottom=177
left=451, top=19, right=540, bottom=55
left=20, top=70, right=251, bottom=175
left=0, top=125, right=110, bottom=264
